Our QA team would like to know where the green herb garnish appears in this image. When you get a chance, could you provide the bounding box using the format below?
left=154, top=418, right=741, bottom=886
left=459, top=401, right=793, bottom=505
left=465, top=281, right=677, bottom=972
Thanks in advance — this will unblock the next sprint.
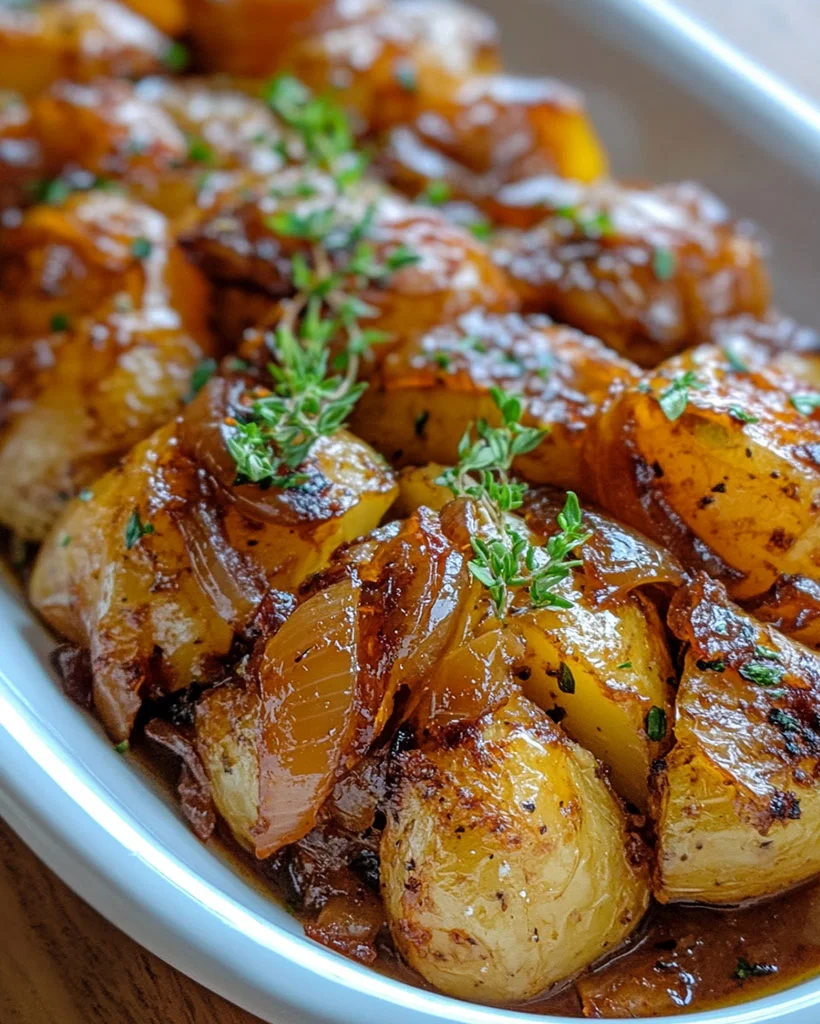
left=558, top=662, right=576, bottom=694
left=734, top=958, right=777, bottom=982
left=646, top=705, right=667, bottom=742
left=437, top=389, right=591, bottom=617
left=728, top=406, right=759, bottom=424
left=656, top=370, right=705, bottom=421
left=131, top=237, right=152, bottom=260
left=790, top=392, right=820, bottom=416
left=188, top=358, right=218, bottom=401
left=124, top=510, right=154, bottom=550
left=652, top=247, right=676, bottom=281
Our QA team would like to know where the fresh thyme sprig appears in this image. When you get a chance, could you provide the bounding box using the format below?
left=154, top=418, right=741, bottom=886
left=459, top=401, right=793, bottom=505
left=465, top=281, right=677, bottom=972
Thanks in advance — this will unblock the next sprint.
left=226, top=298, right=367, bottom=487
left=437, top=388, right=592, bottom=617
left=224, top=79, right=418, bottom=488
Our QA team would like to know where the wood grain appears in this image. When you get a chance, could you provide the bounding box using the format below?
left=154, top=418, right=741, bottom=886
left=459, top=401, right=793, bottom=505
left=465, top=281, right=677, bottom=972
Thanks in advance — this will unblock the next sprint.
left=0, top=824, right=265, bottom=1024
left=1, top=2, right=817, bottom=1023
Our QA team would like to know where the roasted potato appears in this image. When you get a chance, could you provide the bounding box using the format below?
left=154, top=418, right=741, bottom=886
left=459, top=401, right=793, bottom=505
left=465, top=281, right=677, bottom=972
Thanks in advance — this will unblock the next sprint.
left=652, top=574, right=820, bottom=905
left=195, top=504, right=477, bottom=854
left=0, top=90, right=43, bottom=208
left=183, top=169, right=518, bottom=350
left=709, top=310, right=820, bottom=386
left=186, top=0, right=499, bottom=125
left=390, top=476, right=681, bottom=807
left=748, top=575, right=820, bottom=651
left=381, top=693, right=650, bottom=1003
left=0, top=190, right=204, bottom=338
left=17, top=77, right=299, bottom=225
left=0, top=0, right=170, bottom=98
left=120, top=0, right=187, bottom=36
left=350, top=309, right=639, bottom=493
left=30, top=374, right=397, bottom=740
left=0, top=308, right=212, bottom=541
left=492, top=180, right=771, bottom=366
left=586, top=341, right=820, bottom=602
left=378, top=73, right=607, bottom=215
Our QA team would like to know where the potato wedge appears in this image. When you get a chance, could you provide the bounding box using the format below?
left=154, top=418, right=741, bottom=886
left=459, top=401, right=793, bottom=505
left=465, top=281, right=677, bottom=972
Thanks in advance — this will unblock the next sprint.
left=0, top=0, right=169, bottom=98
left=586, top=342, right=820, bottom=602
left=350, top=309, right=638, bottom=493
left=30, top=375, right=397, bottom=740
left=492, top=180, right=770, bottom=366
left=381, top=693, right=650, bottom=1003
left=652, top=573, right=820, bottom=905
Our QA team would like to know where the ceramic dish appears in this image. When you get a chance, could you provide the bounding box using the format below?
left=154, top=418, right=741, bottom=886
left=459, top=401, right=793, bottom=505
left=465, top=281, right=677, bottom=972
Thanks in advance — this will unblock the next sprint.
left=2, top=1, right=820, bottom=1022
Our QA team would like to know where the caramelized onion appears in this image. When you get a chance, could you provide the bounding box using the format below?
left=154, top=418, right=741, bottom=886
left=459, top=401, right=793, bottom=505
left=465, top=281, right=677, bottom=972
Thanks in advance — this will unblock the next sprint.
left=411, top=628, right=522, bottom=729
left=524, top=487, right=683, bottom=604
left=253, top=577, right=366, bottom=858
left=357, top=507, right=473, bottom=738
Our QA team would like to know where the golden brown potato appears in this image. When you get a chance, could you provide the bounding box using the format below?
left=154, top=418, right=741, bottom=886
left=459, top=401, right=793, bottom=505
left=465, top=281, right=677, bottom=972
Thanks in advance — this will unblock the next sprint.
left=30, top=374, right=397, bottom=740
left=381, top=693, right=650, bottom=1003
left=586, top=342, right=820, bottom=602
left=195, top=682, right=262, bottom=851
left=195, top=504, right=477, bottom=854
left=652, top=574, right=820, bottom=905
left=0, top=190, right=203, bottom=339
left=183, top=169, right=518, bottom=350
left=492, top=180, right=771, bottom=366
left=18, top=77, right=298, bottom=225
left=508, top=490, right=681, bottom=808
left=120, top=0, right=187, bottom=36
left=0, top=90, right=43, bottom=208
left=350, top=309, right=639, bottom=494
left=377, top=74, right=607, bottom=214
left=0, top=0, right=170, bottom=98
left=186, top=0, right=499, bottom=127
left=387, top=476, right=681, bottom=807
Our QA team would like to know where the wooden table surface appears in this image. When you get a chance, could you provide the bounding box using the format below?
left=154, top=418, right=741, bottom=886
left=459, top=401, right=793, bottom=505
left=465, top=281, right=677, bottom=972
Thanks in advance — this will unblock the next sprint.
left=2, top=3, right=818, bottom=1023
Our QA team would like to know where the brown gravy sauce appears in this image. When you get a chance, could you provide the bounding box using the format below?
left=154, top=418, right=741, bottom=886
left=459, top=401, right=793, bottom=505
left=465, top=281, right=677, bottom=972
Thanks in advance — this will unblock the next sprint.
left=137, top=736, right=820, bottom=1020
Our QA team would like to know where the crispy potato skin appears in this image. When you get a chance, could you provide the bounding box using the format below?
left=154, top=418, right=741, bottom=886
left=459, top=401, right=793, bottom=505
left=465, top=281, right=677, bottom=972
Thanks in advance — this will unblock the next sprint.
left=29, top=377, right=397, bottom=740
left=586, top=342, right=820, bottom=602
left=0, top=191, right=201, bottom=337
left=492, top=181, right=770, bottom=366
left=186, top=0, right=499, bottom=122
left=14, top=78, right=296, bottom=225
left=381, top=694, right=650, bottom=1003
left=0, top=0, right=168, bottom=98
left=652, top=574, right=820, bottom=905
left=0, top=313, right=211, bottom=541
left=183, top=171, right=518, bottom=349
left=378, top=74, right=607, bottom=211
left=350, top=309, right=638, bottom=494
